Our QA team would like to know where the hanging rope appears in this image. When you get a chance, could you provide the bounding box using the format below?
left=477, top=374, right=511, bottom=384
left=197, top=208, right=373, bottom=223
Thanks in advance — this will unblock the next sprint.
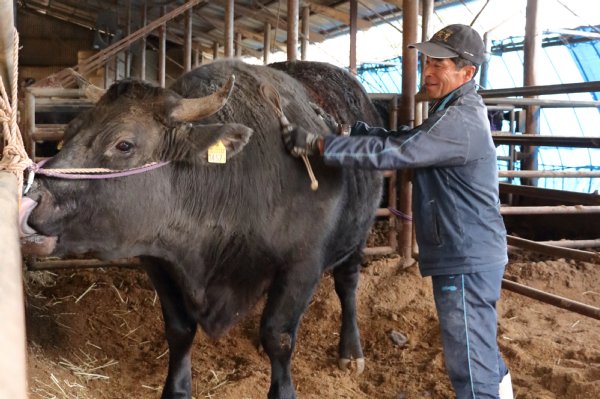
left=0, top=28, right=32, bottom=198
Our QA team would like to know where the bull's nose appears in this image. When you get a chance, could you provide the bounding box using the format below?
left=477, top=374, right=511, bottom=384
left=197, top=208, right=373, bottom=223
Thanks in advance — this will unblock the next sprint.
left=19, top=196, right=39, bottom=237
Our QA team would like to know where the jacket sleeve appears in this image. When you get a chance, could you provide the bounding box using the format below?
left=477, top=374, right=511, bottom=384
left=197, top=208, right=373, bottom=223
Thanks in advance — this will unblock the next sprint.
left=323, top=106, right=470, bottom=170
left=350, top=121, right=412, bottom=138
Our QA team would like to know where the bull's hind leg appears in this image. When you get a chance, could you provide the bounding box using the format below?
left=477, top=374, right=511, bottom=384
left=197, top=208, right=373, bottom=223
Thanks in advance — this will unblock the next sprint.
left=333, top=249, right=365, bottom=374
left=144, top=260, right=197, bottom=399
left=260, top=264, right=321, bottom=399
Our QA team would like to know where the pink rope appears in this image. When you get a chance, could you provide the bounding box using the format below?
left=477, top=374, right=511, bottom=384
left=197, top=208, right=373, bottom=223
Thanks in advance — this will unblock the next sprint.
left=29, top=160, right=170, bottom=180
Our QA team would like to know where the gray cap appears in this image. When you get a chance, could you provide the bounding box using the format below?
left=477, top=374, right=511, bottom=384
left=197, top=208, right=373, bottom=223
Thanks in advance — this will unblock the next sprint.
left=409, top=24, right=487, bottom=65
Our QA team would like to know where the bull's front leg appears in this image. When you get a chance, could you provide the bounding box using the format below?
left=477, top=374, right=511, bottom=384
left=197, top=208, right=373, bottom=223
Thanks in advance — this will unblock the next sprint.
left=333, top=249, right=365, bottom=374
left=260, top=262, right=321, bottom=399
left=144, top=260, right=197, bottom=399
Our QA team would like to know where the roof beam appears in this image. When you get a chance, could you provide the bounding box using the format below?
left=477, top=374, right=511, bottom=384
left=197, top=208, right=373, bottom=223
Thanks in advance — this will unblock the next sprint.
left=305, top=0, right=372, bottom=30
left=543, top=28, right=600, bottom=40
left=218, top=0, right=325, bottom=43
left=193, top=12, right=286, bottom=54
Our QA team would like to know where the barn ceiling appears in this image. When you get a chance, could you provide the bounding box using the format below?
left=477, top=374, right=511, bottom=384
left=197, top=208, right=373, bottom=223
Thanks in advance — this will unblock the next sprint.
left=17, top=0, right=465, bottom=58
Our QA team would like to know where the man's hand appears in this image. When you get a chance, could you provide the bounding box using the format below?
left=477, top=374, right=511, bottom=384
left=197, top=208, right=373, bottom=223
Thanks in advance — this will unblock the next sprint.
left=282, top=125, right=323, bottom=157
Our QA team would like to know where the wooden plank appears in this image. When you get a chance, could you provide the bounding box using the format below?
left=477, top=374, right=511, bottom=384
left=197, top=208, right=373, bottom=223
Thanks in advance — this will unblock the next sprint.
left=0, top=173, right=28, bottom=399
left=32, top=125, right=67, bottom=141
left=1, top=14, right=29, bottom=399
left=27, top=257, right=142, bottom=270
left=363, top=246, right=395, bottom=256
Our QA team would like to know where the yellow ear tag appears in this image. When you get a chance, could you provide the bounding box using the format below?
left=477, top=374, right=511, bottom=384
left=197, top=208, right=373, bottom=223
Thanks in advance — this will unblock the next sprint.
left=207, top=140, right=227, bottom=164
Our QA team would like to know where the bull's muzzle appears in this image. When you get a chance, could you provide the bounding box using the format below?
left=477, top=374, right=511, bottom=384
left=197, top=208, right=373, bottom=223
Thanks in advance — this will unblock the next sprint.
left=19, top=197, right=57, bottom=256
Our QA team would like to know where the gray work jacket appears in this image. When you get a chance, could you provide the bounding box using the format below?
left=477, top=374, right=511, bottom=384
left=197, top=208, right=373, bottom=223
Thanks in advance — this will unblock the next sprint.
left=323, top=80, right=507, bottom=276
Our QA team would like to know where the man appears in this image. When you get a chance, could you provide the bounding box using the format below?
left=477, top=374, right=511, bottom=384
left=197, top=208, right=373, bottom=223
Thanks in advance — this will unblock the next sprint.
left=283, top=24, right=513, bottom=399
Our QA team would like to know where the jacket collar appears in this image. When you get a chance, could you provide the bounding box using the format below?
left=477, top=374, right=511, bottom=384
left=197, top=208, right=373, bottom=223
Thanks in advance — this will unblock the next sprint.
left=429, top=79, right=477, bottom=113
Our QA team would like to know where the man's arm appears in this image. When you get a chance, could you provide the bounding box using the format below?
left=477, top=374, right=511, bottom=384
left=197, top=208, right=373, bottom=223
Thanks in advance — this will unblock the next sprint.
left=282, top=121, right=413, bottom=157
left=323, top=107, right=471, bottom=170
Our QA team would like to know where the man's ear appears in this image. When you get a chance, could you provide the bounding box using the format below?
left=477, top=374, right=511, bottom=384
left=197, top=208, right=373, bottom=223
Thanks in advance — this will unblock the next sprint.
left=463, top=65, right=477, bottom=82
left=167, top=123, right=254, bottom=163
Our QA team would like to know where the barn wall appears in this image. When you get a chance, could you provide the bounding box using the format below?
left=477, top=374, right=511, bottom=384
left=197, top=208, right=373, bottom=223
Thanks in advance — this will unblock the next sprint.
left=17, top=10, right=93, bottom=67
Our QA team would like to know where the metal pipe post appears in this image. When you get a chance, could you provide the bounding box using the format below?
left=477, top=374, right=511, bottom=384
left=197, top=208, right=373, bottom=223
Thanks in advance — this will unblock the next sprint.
left=522, top=0, right=541, bottom=185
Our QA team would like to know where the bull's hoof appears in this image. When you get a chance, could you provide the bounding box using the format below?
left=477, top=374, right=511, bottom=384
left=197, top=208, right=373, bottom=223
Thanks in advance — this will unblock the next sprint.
left=338, top=357, right=365, bottom=375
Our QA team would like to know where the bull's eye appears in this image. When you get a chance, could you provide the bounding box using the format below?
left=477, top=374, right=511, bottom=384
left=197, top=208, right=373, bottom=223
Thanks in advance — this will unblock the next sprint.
left=115, top=140, right=134, bottom=153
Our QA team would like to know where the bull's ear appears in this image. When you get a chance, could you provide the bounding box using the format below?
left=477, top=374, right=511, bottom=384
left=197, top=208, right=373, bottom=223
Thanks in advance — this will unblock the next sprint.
left=168, top=123, right=253, bottom=163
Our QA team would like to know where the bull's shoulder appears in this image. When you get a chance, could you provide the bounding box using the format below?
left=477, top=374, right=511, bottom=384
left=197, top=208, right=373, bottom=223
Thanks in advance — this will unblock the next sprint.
left=268, top=61, right=381, bottom=127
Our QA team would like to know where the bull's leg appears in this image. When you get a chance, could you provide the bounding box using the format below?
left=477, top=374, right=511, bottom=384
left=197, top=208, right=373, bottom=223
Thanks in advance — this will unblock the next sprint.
left=260, top=265, right=320, bottom=399
left=332, top=250, right=365, bottom=374
left=144, top=261, right=197, bottom=399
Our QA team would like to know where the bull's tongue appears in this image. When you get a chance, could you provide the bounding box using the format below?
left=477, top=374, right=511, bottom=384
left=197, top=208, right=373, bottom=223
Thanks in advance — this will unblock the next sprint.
left=19, top=197, right=58, bottom=256
left=19, top=197, right=39, bottom=237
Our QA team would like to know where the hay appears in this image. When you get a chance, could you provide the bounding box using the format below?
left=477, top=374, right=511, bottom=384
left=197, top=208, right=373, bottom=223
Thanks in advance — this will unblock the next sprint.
left=57, top=348, right=118, bottom=382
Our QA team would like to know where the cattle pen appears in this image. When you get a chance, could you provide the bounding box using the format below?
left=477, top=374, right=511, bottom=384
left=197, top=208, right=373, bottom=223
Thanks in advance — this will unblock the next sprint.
left=2, top=0, right=600, bottom=398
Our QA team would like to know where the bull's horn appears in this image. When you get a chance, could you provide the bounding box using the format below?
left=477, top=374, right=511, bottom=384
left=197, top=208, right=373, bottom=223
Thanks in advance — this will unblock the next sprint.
left=170, top=75, right=235, bottom=122
left=69, top=68, right=106, bottom=102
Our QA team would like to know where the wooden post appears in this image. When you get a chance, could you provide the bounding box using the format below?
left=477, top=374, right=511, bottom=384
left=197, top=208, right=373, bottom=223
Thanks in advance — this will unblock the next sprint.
left=235, top=32, right=242, bottom=57
left=397, top=0, right=418, bottom=263
left=0, top=175, right=27, bottom=399
left=522, top=0, right=540, bottom=185
left=113, top=54, right=119, bottom=83
left=184, top=0, right=193, bottom=72
left=158, top=6, right=166, bottom=87
left=140, top=1, right=147, bottom=80
left=103, top=62, right=110, bottom=88
left=194, top=49, right=202, bottom=67
left=420, top=0, right=433, bottom=120
left=213, top=42, right=219, bottom=60
left=388, top=96, right=399, bottom=252
left=125, top=0, right=132, bottom=77
left=349, top=0, right=357, bottom=74
left=401, top=0, right=418, bottom=127
left=224, top=0, right=234, bottom=57
left=23, top=90, right=36, bottom=158
left=263, top=22, right=271, bottom=64
left=287, top=0, right=298, bottom=61
left=301, top=6, right=310, bottom=60
left=0, top=1, right=28, bottom=397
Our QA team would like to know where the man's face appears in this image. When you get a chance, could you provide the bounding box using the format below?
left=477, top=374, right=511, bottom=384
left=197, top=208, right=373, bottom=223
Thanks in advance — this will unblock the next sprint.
left=423, top=57, right=476, bottom=99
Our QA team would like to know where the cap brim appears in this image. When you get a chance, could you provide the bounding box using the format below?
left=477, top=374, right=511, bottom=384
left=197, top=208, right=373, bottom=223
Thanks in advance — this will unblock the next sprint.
left=408, top=42, right=458, bottom=59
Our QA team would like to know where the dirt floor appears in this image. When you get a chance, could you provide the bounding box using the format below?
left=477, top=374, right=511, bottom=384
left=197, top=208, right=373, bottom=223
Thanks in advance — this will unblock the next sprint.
left=25, top=245, right=600, bottom=399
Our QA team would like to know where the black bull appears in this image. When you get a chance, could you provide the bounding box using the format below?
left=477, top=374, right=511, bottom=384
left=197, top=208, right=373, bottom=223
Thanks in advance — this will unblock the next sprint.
left=20, top=60, right=384, bottom=399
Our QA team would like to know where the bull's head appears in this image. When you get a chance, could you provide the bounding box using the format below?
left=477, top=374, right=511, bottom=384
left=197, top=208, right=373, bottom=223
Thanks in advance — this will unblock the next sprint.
left=20, top=74, right=253, bottom=259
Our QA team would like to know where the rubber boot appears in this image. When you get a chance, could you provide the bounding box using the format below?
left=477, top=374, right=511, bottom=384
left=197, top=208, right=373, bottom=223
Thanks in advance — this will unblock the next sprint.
left=499, top=372, right=514, bottom=399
